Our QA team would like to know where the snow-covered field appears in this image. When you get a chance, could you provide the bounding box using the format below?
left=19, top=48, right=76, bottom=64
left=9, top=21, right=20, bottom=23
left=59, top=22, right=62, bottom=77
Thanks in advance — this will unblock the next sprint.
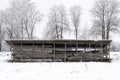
left=0, top=52, right=120, bottom=80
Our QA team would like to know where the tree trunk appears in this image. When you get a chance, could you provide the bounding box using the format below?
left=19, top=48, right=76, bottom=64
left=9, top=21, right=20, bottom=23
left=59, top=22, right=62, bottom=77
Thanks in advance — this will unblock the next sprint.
left=102, top=25, right=105, bottom=39
left=60, top=26, right=62, bottom=39
left=24, top=20, right=31, bottom=40
left=0, top=25, right=1, bottom=51
left=106, top=26, right=110, bottom=39
left=21, top=22, right=24, bottom=40
left=102, top=9, right=105, bottom=40
left=60, top=16, right=63, bottom=39
left=55, top=24, right=59, bottom=39
left=75, top=28, right=78, bottom=40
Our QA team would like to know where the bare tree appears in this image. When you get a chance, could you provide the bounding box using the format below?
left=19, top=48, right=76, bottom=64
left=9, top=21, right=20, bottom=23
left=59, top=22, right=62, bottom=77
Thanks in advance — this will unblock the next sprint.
left=5, top=0, right=42, bottom=40
left=4, top=10, right=19, bottom=39
left=58, top=5, right=69, bottom=39
left=91, top=0, right=120, bottom=39
left=45, top=5, right=69, bottom=39
left=45, top=5, right=59, bottom=39
left=0, top=11, right=5, bottom=51
left=0, top=11, right=3, bottom=51
left=70, top=5, right=81, bottom=40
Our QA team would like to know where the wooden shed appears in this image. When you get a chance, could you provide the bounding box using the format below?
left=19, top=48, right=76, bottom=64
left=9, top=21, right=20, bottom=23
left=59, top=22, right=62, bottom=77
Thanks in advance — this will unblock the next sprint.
left=6, top=40, right=111, bottom=62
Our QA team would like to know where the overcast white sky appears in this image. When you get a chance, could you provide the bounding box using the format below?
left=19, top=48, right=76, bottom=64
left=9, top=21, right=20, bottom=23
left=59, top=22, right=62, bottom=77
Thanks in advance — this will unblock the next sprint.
left=0, top=0, right=120, bottom=41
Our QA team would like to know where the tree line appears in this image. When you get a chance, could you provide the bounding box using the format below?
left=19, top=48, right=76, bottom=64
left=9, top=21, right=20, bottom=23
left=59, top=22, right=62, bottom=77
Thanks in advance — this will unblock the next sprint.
left=0, top=0, right=120, bottom=51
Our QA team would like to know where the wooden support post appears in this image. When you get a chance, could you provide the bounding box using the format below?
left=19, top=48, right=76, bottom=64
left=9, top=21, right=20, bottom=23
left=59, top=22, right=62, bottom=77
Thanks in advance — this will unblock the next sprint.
left=10, top=42, right=12, bottom=52
left=89, top=43, right=90, bottom=61
left=95, top=44, right=96, bottom=51
left=53, top=43, right=55, bottom=61
left=108, top=43, right=110, bottom=59
left=10, top=42, right=13, bottom=60
left=84, top=44, right=86, bottom=53
left=64, top=42, right=66, bottom=62
left=76, top=43, right=78, bottom=54
left=101, top=43, right=103, bottom=61
left=20, top=42, right=23, bottom=54
left=89, top=44, right=90, bottom=54
left=21, top=42, right=22, bottom=49
left=42, top=43, right=44, bottom=55
left=33, top=42, right=34, bottom=54
left=20, top=42, right=23, bottom=60
left=11, top=42, right=14, bottom=60
left=106, top=44, right=108, bottom=59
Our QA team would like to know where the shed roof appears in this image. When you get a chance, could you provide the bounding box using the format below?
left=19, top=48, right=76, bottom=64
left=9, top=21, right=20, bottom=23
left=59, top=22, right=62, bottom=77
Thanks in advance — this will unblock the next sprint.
left=6, top=40, right=111, bottom=48
left=6, top=39, right=111, bottom=43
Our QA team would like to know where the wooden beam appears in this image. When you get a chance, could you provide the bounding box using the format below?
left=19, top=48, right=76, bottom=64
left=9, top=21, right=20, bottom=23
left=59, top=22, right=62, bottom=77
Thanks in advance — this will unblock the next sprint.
left=42, top=43, right=44, bottom=54
left=108, top=43, right=110, bottom=59
left=89, top=44, right=90, bottom=54
left=101, top=43, right=103, bottom=61
left=84, top=44, right=86, bottom=53
left=10, top=42, right=13, bottom=52
left=53, top=42, right=55, bottom=61
left=20, top=42, right=23, bottom=60
left=106, top=43, right=108, bottom=58
left=89, top=43, right=90, bottom=61
left=21, top=42, right=22, bottom=49
left=33, top=42, right=34, bottom=54
left=95, top=44, right=96, bottom=51
left=76, top=43, right=78, bottom=54
left=64, top=42, right=66, bottom=62
left=20, top=42, right=23, bottom=53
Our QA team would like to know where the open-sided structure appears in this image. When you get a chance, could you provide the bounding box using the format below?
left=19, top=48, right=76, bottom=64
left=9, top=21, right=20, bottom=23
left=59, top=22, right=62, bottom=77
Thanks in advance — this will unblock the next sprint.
left=6, top=40, right=111, bottom=62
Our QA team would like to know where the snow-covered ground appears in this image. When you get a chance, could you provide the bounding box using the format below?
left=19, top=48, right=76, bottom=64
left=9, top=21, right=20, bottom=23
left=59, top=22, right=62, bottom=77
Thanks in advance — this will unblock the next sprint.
left=0, top=52, right=120, bottom=80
